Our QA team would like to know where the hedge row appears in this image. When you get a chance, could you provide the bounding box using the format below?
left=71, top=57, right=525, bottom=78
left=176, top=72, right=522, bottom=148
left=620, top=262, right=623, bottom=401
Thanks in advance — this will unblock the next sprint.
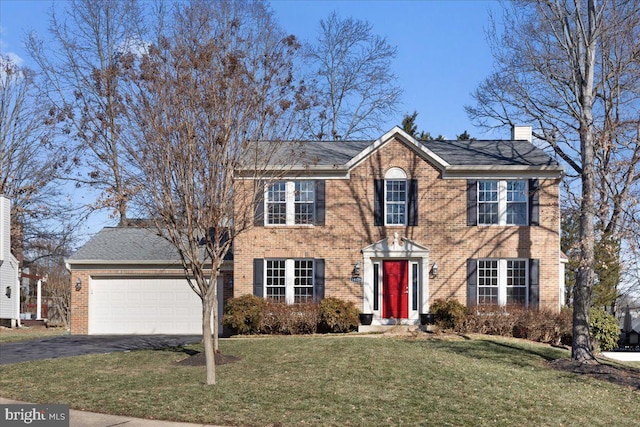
left=430, top=298, right=620, bottom=351
left=222, top=295, right=360, bottom=335
left=223, top=295, right=620, bottom=351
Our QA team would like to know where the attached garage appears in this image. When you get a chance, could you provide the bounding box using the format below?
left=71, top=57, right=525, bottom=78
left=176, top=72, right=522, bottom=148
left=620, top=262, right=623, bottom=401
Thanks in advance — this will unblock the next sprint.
left=88, top=277, right=222, bottom=335
left=66, top=226, right=232, bottom=335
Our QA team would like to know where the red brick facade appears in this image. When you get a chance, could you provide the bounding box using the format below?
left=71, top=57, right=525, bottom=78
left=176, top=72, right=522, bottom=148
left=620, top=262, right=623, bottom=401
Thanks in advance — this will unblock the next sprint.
left=233, top=135, right=562, bottom=320
left=68, top=129, right=563, bottom=333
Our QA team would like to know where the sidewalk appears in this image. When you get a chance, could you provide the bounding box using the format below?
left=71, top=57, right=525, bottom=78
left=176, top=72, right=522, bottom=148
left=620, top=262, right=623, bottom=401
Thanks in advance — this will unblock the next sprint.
left=0, top=398, right=223, bottom=427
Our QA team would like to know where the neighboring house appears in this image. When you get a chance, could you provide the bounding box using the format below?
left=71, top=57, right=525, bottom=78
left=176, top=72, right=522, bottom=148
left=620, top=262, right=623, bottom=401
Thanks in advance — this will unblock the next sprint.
left=67, top=125, right=565, bottom=334
left=0, top=195, right=20, bottom=327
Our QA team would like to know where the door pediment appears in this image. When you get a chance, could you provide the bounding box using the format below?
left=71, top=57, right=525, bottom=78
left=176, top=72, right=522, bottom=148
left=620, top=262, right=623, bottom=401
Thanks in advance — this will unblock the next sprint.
left=362, top=232, right=430, bottom=258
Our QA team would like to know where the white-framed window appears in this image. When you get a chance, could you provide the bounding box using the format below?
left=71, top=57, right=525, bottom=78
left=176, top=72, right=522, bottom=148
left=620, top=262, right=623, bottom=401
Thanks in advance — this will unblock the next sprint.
left=385, top=168, right=407, bottom=226
left=266, top=182, right=287, bottom=225
left=265, top=259, right=315, bottom=304
left=266, top=181, right=315, bottom=225
left=477, top=180, right=528, bottom=225
left=266, top=260, right=286, bottom=302
left=477, top=259, right=528, bottom=307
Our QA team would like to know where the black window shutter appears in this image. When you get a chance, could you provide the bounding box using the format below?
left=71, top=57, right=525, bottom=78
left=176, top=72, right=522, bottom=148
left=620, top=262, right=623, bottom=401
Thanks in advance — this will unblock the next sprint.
left=529, top=179, right=540, bottom=226
left=315, top=180, right=325, bottom=226
left=467, top=180, right=477, bottom=226
left=407, top=179, right=418, bottom=226
left=529, top=259, right=540, bottom=308
left=254, top=181, right=265, bottom=226
left=467, top=259, right=478, bottom=308
left=314, top=259, right=325, bottom=302
left=374, top=179, right=384, bottom=226
left=253, top=259, right=264, bottom=297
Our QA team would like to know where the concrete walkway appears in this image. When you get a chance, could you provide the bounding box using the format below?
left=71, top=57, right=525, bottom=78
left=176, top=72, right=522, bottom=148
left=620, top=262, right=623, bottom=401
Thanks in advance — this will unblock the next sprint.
left=0, top=398, right=222, bottom=427
left=601, top=351, right=640, bottom=362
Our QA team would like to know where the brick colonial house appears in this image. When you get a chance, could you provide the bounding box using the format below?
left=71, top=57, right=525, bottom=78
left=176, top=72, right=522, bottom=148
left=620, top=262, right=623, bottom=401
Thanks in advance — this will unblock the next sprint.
left=67, top=126, right=565, bottom=334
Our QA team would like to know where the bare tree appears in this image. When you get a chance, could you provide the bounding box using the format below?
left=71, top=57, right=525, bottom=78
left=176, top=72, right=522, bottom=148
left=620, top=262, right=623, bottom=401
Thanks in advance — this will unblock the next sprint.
left=25, top=0, right=147, bottom=224
left=302, top=12, right=402, bottom=140
left=466, top=0, right=640, bottom=362
left=0, top=56, right=70, bottom=262
left=26, top=238, right=73, bottom=329
left=123, top=0, right=304, bottom=385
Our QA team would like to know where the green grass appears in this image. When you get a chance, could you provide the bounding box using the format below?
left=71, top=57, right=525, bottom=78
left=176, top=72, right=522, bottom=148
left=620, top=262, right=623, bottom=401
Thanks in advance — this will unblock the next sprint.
left=0, top=335, right=638, bottom=426
left=0, top=327, right=66, bottom=343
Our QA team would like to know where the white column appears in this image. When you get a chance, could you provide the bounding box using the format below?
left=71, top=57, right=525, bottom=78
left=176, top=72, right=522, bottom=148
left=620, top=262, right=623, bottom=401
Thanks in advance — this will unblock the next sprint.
left=421, top=259, right=430, bottom=313
left=362, top=255, right=373, bottom=313
left=36, top=279, right=42, bottom=320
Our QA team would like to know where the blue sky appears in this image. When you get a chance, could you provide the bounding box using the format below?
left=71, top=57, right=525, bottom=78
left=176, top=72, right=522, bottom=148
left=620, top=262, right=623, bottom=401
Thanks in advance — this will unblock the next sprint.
left=1, top=0, right=504, bottom=140
left=1, top=0, right=504, bottom=239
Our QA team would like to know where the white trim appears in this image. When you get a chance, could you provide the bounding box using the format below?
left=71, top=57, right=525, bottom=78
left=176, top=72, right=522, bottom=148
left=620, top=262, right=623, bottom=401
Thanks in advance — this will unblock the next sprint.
left=346, top=126, right=451, bottom=171
left=385, top=167, right=407, bottom=179
left=442, top=166, right=563, bottom=180
left=362, top=235, right=430, bottom=325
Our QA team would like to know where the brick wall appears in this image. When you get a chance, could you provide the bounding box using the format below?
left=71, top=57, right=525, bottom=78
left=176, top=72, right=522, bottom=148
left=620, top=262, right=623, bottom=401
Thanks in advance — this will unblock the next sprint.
left=233, top=137, right=562, bottom=311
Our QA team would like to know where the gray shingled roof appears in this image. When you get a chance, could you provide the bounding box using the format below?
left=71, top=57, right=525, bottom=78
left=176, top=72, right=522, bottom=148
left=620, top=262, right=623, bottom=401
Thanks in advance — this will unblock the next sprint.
left=243, top=140, right=371, bottom=168
left=424, top=139, right=559, bottom=167
left=67, top=227, right=182, bottom=263
left=243, top=137, right=558, bottom=169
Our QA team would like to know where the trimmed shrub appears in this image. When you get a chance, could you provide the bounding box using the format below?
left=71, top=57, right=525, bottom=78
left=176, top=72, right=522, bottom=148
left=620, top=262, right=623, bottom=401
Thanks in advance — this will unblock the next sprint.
left=260, top=302, right=320, bottom=335
left=461, top=306, right=573, bottom=346
left=511, top=306, right=572, bottom=345
left=319, top=297, right=360, bottom=333
left=589, top=308, right=620, bottom=352
left=222, top=294, right=267, bottom=334
left=430, top=298, right=467, bottom=330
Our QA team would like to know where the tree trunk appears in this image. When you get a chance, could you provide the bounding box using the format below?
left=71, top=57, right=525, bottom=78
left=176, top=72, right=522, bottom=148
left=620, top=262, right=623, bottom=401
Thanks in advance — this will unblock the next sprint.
left=572, top=119, right=597, bottom=363
left=202, top=299, right=216, bottom=385
left=571, top=0, right=598, bottom=363
left=213, top=278, right=219, bottom=352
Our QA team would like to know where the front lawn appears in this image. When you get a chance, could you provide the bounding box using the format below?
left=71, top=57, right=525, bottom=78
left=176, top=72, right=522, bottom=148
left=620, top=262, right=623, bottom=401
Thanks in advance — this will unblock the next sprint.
left=0, top=335, right=638, bottom=426
left=0, top=326, right=67, bottom=343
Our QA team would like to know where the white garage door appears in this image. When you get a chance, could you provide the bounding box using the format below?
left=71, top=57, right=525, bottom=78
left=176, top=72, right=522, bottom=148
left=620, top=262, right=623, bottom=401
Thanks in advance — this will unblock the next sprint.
left=89, top=277, right=221, bottom=335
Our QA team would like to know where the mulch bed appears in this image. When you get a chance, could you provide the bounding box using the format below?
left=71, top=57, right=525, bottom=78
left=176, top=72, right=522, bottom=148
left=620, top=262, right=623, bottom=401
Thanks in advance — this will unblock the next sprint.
left=547, top=358, right=640, bottom=391
left=175, top=351, right=242, bottom=366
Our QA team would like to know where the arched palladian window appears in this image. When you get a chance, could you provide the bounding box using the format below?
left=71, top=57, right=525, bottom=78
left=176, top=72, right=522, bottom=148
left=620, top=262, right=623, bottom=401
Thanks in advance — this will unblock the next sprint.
left=373, top=168, right=418, bottom=226
left=384, top=167, right=407, bottom=225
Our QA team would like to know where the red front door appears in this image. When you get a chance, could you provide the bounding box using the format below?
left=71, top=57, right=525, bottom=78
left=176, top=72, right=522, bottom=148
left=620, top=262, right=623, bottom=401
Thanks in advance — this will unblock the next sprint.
left=383, top=260, right=409, bottom=319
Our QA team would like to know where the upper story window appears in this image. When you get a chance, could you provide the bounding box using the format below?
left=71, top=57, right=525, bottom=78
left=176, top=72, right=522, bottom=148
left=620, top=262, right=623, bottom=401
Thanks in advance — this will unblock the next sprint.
left=477, top=180, right=528, bottom=226
left=373, top=170, right=418, bottom=227
left=385, top=168, right=407, bottom=226
left=266, top=181, right=316, bottom=226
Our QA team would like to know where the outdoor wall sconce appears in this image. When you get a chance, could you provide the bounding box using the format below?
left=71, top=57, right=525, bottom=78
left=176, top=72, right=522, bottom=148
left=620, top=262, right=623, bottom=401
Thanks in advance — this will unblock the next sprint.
left=5, top=286, right=11, bottom=298
left=75, top=278, right=82, bottom=291
left=431, top=262, right=438, bottom=277
left=353, top=262, right=361, bottom=277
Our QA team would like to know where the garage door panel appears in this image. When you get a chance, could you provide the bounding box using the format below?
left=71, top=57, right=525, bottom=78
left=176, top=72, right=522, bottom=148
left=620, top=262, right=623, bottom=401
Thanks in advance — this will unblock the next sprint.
left=88, top=277, right=215, bottom=335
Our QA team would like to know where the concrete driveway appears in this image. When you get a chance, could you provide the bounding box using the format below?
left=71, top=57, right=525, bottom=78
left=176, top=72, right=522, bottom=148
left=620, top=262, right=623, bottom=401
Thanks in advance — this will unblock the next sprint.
left=0, top=335, right=201, bottom=365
